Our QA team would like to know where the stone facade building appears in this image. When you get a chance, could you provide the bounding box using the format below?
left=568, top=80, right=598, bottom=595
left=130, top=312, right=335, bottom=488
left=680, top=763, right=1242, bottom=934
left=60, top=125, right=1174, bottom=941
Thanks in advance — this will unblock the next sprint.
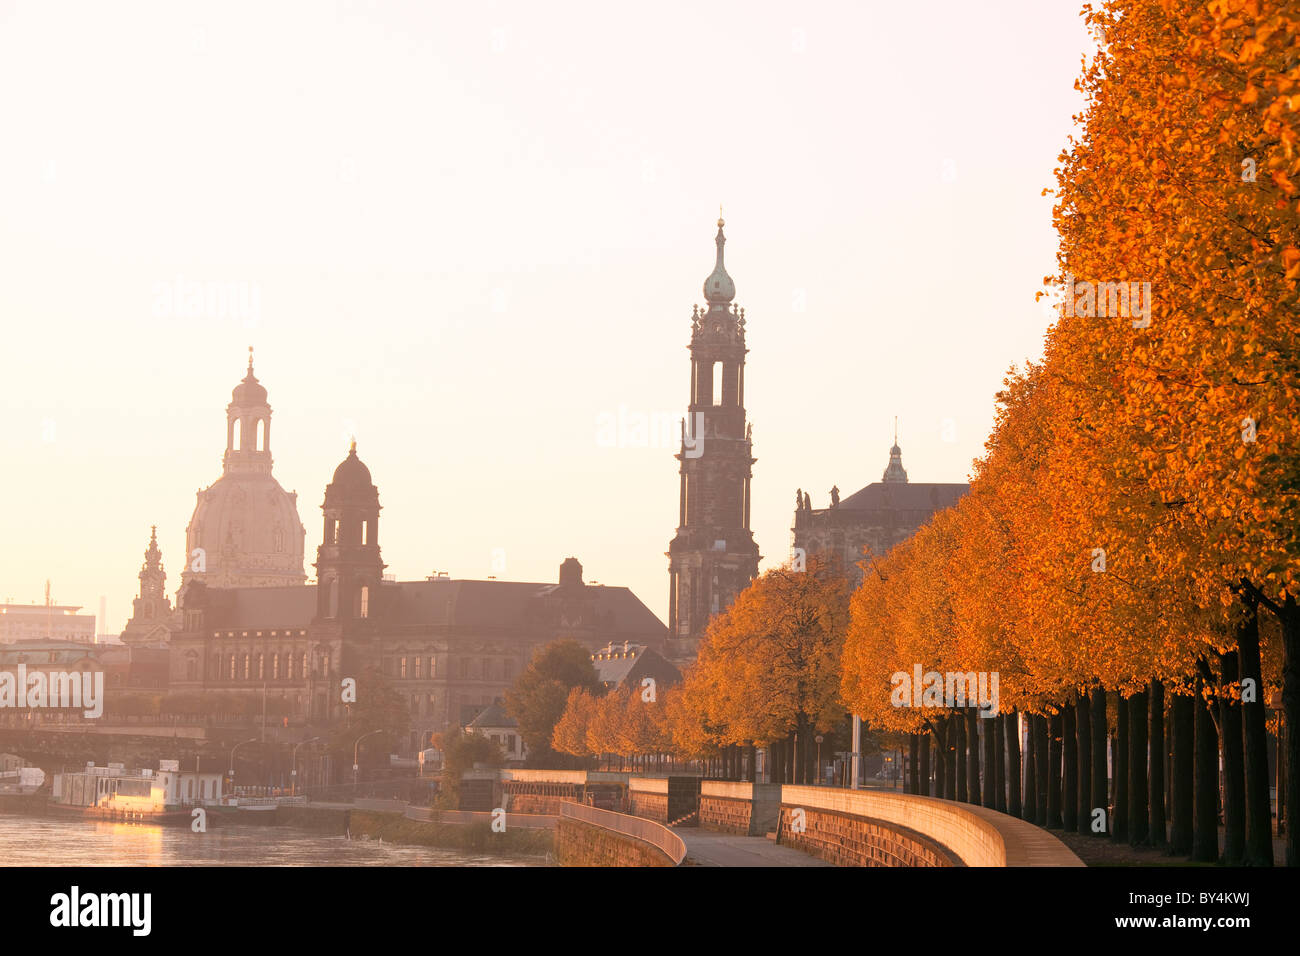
left=666, top=217, right=761, bottom=664
left=792, top=436, right=968, bottom=588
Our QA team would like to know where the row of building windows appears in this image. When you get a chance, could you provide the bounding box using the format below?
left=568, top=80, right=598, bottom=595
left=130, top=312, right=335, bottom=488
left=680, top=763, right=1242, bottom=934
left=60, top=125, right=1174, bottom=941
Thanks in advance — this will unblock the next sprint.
left=383, top=657, right=517, bottom=681
left=208, top=652, right=323, bottom=681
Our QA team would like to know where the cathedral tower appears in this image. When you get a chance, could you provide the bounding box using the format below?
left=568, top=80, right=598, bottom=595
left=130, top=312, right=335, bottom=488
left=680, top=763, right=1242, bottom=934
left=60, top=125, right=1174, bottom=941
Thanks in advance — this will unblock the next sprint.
left=121, top=525, right=174, bottom=645
left=314, top=441, right=386, bottom=622
left=666, top=216, right=761, bottom=663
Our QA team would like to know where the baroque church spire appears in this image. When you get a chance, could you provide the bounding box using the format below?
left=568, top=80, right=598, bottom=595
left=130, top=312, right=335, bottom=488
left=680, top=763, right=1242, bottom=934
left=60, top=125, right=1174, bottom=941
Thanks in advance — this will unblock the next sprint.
left=667, top=214, right=760, bottom=664
left=883, top=418, right=908, bottom=484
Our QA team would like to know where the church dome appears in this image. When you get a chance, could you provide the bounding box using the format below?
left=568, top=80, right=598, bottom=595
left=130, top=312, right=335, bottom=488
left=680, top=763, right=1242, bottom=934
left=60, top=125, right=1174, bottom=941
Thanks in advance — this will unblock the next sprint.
left=702, top=217, right=736, bottom=306
left=325, top=442, right=378, bottom=503
left=184, top=472, right=307, bottom=588
left=182, top=351, right=307, bottom=590
left=232, top=367, right=267, bottom=407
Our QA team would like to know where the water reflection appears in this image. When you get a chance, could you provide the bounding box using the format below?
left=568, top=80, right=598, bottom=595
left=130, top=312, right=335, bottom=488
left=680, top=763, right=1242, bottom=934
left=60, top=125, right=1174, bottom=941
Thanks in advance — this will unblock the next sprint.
left=0, top=814, right=545, bottom=866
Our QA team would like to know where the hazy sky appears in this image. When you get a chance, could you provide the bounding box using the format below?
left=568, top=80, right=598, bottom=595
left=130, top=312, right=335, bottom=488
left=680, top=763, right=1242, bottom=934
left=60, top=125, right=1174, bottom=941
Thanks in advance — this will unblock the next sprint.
left=0, top=1, right=1093, bottom=633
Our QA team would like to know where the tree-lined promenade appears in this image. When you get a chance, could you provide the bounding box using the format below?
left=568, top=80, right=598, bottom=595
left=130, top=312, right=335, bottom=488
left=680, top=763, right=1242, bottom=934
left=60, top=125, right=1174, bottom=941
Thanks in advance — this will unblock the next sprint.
left=540, top=0, right=1299, bottom=866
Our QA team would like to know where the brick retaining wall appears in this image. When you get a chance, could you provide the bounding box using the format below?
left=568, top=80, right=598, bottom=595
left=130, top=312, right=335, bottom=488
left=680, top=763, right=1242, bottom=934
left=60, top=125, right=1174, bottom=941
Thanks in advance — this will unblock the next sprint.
left=555, top=818, right=674, bottom=866
left=778, top=804, right=958, bottom=867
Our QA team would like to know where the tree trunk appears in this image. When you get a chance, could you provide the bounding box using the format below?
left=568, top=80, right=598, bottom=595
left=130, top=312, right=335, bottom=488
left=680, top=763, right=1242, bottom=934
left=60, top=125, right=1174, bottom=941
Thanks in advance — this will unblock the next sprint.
left=932, top=719, right=948, bottom=799
left=1063, top=700, right=1077, bottom=832
left=955, top=712, right=968, bottom=803
left=944, top=716, right=957, bottom=799
left=1148, top=679, right=1166, bottom=849
left=1113, top=696, right=1128, bottom=843
left=1169, top=688, right=1194, bottom=855
left=1129, top=689, right=1149, bottom=846
left=919, top=728, right=932, bottom=797
left=1023, top=712, right=1037, bottom=822
left=1281, top=595, right=1299, bottom=866
left=1218, top=650, right=1245, bottom=865
left=994, top=712, right=1007, bottom=812
left=966, top=709, right=981, bottom=806
left=1193, top=671, right=1220, bottom=863
left=1047, top=708, right=1063, bottom=828
left=1034, top=714, right=1049, bottom=826
left=1005, top=711, right=1022, bottom=818
left=1090, top=688, right=1108, bottom=836
left=1077, top=692, right=1092, bottom=835
left=982, top=711, right=997, bottom=808
left=1238, top=595, right=1274, bottom=866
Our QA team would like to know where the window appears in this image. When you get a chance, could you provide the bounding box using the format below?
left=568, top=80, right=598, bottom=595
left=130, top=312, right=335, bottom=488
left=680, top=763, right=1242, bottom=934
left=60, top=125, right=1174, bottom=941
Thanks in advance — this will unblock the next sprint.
left=712, top=361, right=723, bottom=405
left=362, top=520, right=369, bottom=546
left=287, top=655, right=295, bottom=680
left=400, top=657, right=407, bottom=679
left=256, top=418, right=265, bottom=451
left=429, top=657, right=437, bottom=678
left=243, top=654, right=251, bottom=680
left=229, top=655, right=236, bottom=680
left=414, top=657, right=423, bottom=679
left=504, top=659, right=514, bottom=680
left=359, top=585, right=369, bottom=619
left=302, top=653, right=309, bottom=679
left=257, top=654, right=264, bottom=680
left=273, top=654, right=279, bottom=679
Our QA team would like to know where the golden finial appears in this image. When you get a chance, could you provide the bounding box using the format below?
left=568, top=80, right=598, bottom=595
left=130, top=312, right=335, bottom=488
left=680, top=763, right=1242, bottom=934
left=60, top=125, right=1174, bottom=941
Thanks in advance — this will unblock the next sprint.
left=717, top=204, right=724, bottom=228
left=247, top=345, right=254, bottom=371
left=349, top=436, right=357, bottom=454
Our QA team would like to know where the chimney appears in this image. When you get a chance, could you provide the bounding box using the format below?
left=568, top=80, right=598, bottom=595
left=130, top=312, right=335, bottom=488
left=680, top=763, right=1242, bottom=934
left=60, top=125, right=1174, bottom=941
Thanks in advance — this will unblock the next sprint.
left=559, top=557, right=583, bottom=588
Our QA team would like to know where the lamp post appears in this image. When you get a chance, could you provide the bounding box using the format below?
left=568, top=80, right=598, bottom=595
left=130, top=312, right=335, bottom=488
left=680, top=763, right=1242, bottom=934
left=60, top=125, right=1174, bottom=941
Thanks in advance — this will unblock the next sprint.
left=228, top=738, right=258, bottom=798
left=353, top=729, right=384, bottom=792
left=291, top=736, right=323, bottom=797
left=815, top=735, right=824, bottom=786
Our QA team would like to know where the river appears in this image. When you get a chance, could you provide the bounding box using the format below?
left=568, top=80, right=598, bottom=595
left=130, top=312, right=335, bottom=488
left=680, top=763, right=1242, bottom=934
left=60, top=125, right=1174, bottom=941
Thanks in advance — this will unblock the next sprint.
left=0, top=812, right=546, bottom=866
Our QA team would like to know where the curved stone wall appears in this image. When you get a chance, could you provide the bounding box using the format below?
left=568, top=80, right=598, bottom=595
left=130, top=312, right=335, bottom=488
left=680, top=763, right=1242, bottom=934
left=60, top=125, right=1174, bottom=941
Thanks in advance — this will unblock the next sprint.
left=779, top=786, right=1084, bottom=867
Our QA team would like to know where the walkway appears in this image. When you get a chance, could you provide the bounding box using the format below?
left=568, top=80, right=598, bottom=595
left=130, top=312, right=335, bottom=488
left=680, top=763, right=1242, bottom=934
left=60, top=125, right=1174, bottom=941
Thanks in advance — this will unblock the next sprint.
left=673, top=828, right=831, bottom=867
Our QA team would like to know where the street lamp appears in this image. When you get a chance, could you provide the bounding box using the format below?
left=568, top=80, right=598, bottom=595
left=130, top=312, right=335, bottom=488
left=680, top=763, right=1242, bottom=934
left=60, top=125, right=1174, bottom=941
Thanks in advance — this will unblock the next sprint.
left=353, top=729, right=384, bottom=791
left=291, top=736, right=323, bottom=797
left=815, top=735, right=824, bottom=786
left=228, top=738, right=258, bottom=798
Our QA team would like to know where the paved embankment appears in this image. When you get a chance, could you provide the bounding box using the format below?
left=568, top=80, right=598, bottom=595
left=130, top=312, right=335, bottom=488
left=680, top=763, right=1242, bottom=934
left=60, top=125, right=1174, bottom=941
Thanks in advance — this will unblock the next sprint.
left=674, top=828, right=831, bottom=867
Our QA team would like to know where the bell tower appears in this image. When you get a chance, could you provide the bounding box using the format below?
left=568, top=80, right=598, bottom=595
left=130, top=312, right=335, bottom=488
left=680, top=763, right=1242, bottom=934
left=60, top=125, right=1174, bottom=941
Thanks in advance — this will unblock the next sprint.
left=666, top=214, right=761, bottom=663
left=314, top=441, right=386, bottom=622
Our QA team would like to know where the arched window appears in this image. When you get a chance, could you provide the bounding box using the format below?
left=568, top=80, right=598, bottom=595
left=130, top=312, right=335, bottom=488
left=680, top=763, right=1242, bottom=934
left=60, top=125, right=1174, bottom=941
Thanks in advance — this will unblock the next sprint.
left=231, top=418, right=242, bottom=451
left=359, top=585, right=369, bottom=619
left=243, top=654, right=251, bottom=679
left=272, top=654, right=280, bottom=680
left=229, top=655, right=236, bottom=680
left=302, top=653, right=309, bottom=679
left=361, top=520, right=368, bottom=546
left=256, top=418, right=265, bottom=451
left=287, top=654, right=295, bottom=680
left=257, top=654, right=264, bottom=680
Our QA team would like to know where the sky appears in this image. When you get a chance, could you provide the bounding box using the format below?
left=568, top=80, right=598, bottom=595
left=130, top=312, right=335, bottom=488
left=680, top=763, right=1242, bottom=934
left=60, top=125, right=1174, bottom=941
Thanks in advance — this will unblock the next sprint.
left=0, top=0, right=1095, bottom=633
